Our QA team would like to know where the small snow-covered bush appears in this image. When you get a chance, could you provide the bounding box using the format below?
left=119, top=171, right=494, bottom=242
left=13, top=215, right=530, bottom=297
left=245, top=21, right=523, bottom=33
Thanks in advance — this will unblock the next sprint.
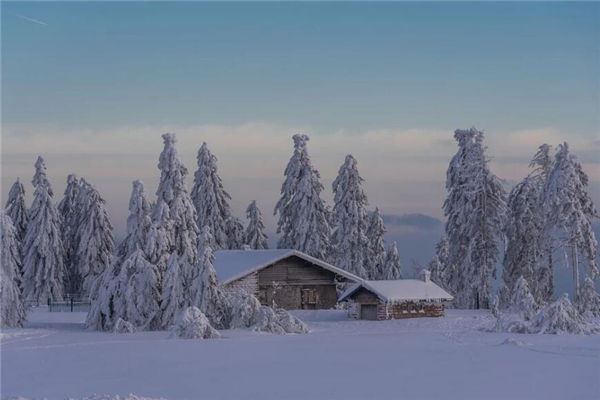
left=225, top=289, right=309, bottom=334
left=577, top=277, right=600, bottom=318
left=491, top=294, right=599, bottom=335
left=113, top=318, right=135, bottom=334
left=227, top=290, right=262, bottom=329
left=529, top=294, right=598, bottom=335
left=275, top=309, right=309, bottom=334
left=171, top=307, right=220, bottom=339
left=252, top=306, right=286, bottom=334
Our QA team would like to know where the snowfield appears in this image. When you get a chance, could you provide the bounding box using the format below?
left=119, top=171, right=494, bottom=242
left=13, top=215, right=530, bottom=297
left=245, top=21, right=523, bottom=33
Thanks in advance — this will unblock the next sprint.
left=1, top=308, right=599, bottom=400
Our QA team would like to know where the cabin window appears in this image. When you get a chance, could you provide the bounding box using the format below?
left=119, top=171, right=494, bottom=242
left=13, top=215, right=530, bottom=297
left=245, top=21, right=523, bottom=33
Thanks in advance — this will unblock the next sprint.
left=301, top=289, right=318, bottom=309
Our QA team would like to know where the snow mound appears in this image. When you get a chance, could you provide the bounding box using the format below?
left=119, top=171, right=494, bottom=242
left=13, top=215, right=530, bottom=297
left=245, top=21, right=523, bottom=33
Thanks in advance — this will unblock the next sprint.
left=113, top=318, right=136, bottom=334
left=499, top=337, right=528, bottom=347
left=171, top=307, right=220, bottom=339
left=7, top=396, right=165, bottom=400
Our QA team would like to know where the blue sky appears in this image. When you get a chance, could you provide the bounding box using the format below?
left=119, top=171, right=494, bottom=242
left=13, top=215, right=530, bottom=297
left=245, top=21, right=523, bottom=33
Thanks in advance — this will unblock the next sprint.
left=2, top=1, right=599, bottom=236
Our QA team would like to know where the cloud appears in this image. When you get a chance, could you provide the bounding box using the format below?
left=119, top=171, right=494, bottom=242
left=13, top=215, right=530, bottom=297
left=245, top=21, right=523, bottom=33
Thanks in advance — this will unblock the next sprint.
left=14, top=13, right=47, bottom=26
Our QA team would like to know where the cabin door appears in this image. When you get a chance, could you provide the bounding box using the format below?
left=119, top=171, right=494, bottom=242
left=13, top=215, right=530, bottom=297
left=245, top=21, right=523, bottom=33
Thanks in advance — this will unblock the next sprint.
left=360, top=304, right=378, bottom=320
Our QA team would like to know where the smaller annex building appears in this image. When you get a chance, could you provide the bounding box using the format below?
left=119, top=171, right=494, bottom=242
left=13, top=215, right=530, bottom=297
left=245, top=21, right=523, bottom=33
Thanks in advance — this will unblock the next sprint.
left=214, top=249, right=361, bottom=310
left=339, top=270, right=453, bottom=320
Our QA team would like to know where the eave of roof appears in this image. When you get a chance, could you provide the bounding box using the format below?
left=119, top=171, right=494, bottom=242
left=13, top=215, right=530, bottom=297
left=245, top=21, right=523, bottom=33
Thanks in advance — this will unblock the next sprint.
left=338, top=280, right=454, bottom=303
left=218, top=249, right=362, bottom=285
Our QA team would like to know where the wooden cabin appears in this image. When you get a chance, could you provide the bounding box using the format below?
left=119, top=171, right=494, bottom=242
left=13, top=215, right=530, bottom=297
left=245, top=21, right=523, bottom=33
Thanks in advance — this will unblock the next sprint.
left=214, top=249, right=361, bottom=310
left=338, top=270, right=453, bottom=320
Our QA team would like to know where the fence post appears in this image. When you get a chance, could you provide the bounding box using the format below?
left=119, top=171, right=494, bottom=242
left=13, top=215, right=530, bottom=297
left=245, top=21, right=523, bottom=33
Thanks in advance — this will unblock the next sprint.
left=71, top=297, right=74, bottom=312
left=48, top=297, right=51, bottom=311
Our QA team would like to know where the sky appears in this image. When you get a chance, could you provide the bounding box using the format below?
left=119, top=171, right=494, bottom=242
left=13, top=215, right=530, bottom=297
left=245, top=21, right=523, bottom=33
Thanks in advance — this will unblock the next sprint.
left=2, top=1, right=599, bottom=238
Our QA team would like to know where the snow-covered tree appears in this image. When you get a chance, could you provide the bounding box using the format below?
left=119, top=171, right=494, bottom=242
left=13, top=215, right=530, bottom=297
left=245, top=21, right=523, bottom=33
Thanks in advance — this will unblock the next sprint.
left=74, top=180, right=115, bottom=297
left=191, top=142, right=236, bottom=249
left=331, top=154, right=369, bottom=277
left=429, top=236, right=451, bottom=290
left=87, top=181, right=156, bottom=331
left=366, top=208, right=387, bottom=279
left=274, top=134, right=332, bottom=260
left=1, top=211, right=26, bottom=327
left=160, top=252, right=186, bottom=328
left=226, top=216, right=245, bottom=250
left=510, top=276, right=538, bottom=321
left=22, top=156, right=65, bottom=303
left=58, top=174, right=81, bottom=295
left=4, top=178, right=28, bottom=245
left=245, top=200, right=268, bottom=249
left=502, top=145, right=554, bottom=306
left=155, top=133, right=199, bottom=289
left=190, top=226, right=228, bottom=328
left=542, top=142, right=598, bottom=301
left=118, top=180, right=152, bottom=259
left=125, top=250, right=161, bottom=330
left=145, top=200, right=173, bottom=278
left=577, top=277, right=600, bottom=318
left=382, top=241, right=402, bottom=280
left=442, top=128, right=506, bottom=309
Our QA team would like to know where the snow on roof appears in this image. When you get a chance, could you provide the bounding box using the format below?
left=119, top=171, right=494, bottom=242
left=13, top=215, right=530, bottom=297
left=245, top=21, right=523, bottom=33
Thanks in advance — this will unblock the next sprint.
left=339, top=279, right=454, bottom=303
left=213, top=249, right=361, bottom=285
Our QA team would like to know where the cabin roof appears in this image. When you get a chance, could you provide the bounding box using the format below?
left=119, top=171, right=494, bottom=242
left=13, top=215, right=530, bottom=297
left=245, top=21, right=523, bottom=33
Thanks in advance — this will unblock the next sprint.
left=213, top=249, right=362, bottom=285
left=338, top=279, right=454, bottom=303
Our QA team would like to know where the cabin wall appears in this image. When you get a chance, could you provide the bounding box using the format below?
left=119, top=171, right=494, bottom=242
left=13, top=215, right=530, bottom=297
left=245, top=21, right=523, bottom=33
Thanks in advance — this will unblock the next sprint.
left=257, top=257, right=339, bottom=309
left=223, top=272, right=258, bottom=295
left=223, top=256, right=340, bottom=310
left=349, top=288, right=445, bottom=320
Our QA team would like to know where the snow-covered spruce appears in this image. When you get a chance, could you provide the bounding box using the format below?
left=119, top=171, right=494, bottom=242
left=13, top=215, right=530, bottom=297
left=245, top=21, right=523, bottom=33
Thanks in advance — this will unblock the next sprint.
left=189, top=226, right=229, bottom=329
left=542, top=142, right=598, bottom=301
left=171, top=306, right=220, bottom=339
left=145, top=199, right=173, bottom=279
left=226, top=216, right=246, bottom=250
left=22, top=156, right=65, bottom=303
left=155, top=133, right=199, bottom=308
left=124, top=250, right=162, bottom=330
left=245, top=200, right=268, bottom=249
left=74, top=179, right=115, bottom=297
left=4, top=178, right=28, bottom=245
left=442, top=128, right=506, bottom=309
left=509, top=276, right=538, bottom=321
left=429, top=236, right=450, bottom=291
left=274, top=134, right=332, bottom=260
left=502, top=145, right=553, bottom=307
left=159, top=253, right=186, bottom=329
left=331, top=154, right=369, bottom=278
left=87, top=181, right=156, bottom=331
left=577, top=277, right=600, bottom=318
left=0, top=211, right=26, bottom=327
left=383, top=241, right=402, bottom=280
left=58, top=174, right=81, bottom=294
left=191, top=142, right=235, bottom=250
left=366, top=208, right=387, bottom=279
left=118, top=180, right=152, bottom=260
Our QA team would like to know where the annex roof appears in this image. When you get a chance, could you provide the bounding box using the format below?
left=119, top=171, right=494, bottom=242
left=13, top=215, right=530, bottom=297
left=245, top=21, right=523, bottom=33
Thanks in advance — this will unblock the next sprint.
left=338, top=279, right=454, bottom=303
left=213, top=249, right=362, bottom=285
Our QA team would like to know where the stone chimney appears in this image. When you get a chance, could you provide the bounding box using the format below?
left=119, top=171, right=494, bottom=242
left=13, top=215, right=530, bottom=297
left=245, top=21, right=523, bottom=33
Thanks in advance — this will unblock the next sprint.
left=420, top=269, right=431, bottom=283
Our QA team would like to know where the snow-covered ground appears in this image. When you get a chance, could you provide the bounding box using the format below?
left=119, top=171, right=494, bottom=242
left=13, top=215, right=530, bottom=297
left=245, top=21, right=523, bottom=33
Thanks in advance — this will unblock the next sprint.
left=1, top=308, right=599, bottom=400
